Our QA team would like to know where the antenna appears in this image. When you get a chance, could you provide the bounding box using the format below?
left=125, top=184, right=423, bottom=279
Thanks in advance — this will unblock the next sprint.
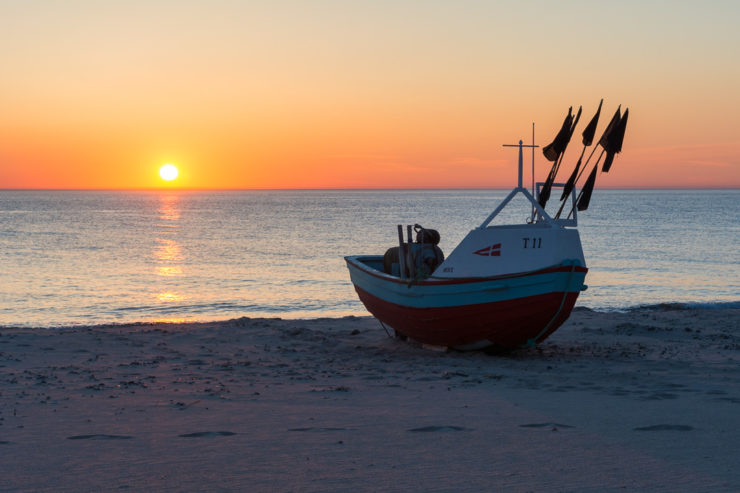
left=532, top=122, right=535, bottom=195
left=532, top=122, right=536, bottom=222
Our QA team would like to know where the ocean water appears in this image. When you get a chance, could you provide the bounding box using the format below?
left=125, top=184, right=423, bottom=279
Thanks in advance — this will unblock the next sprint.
left=1, top=189, right=738, bottom=327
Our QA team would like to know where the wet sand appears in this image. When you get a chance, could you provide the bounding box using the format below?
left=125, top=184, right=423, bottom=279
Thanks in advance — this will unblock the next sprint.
left=1, top=305, right=739, bottom=492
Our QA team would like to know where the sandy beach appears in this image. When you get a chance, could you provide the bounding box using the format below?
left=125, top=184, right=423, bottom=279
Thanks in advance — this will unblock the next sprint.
left=1, top=305, right=739, bottom=492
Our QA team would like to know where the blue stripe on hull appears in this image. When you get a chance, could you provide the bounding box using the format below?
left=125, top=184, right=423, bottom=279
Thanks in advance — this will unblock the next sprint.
left=345, top=255, right=587, bottom=309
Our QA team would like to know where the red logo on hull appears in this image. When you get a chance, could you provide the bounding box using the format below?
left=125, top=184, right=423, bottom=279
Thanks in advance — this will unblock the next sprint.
left=473, top=243, right=501, bottom=256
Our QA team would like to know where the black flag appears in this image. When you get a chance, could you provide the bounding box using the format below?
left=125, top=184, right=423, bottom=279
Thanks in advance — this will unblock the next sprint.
left=581, top=99, right=603, bottom=146
left=540, top=106, right=582, bottom=207
left=570, top=106, right=583, bottom=135
left=539, top=178, right=554, bottom=207
left=599, top=107, right=621, bottom=150
left=603, top=108, right=629, bottom=173
left=577, top=166, right=598, bottom=211
left=542, top=107, right=573, bottom=162
left=602, top=151, right=616, bottom=173
left=611, top=108, right=629, bottom=153
left=561, top=155, right=581, bottom=200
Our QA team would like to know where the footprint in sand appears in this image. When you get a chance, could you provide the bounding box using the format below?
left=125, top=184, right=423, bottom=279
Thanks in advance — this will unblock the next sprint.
left=714, top=396, right=740, bottom=404
left=519, top=423, right=574, bottom=429
left=178, top=431, right=236, bottom=438
left=633, top=424, right=693, bottom=431
left=67, top=434, right=133, bottom=440
left=407, top=426, right=472, bottom=432
left=288, top=427, right=350, bottom=432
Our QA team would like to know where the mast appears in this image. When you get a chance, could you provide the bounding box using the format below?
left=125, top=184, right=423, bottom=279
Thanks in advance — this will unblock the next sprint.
left=479, top=139, right=550, bottom=229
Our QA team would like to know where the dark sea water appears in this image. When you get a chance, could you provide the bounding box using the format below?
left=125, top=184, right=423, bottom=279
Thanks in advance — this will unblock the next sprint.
left=1, top=189, right=738, bottom=327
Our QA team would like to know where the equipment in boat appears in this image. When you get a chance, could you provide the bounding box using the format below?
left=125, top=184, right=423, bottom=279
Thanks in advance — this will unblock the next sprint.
left=345, top=102, right=628, bottom=350
left=382, top=224, right=444, bottom=279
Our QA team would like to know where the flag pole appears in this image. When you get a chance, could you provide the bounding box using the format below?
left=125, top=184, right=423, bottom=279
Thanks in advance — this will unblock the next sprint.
left=554, top=145, right=585, bottom=219
left=531, top=122, right=535, bottom=222
left=564, top=107, right=628, bottom=219
left=571, top=165, right=599, bottom=216
left=539, top=106, right=581, bottom=209
left=556, top=148, right=604, bottom=219
left=565, top=157, right=601, bottom=219
left=575, top=145, right=603, bottom=187
left=555, top=99, right=604, bottom=214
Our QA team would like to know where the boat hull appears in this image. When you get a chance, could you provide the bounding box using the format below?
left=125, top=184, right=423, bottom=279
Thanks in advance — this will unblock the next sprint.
left=345, top=255, right=587, bottom=349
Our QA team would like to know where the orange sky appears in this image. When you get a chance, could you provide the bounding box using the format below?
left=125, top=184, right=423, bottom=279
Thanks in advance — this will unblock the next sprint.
left=1, top=1, right=739, bottom=189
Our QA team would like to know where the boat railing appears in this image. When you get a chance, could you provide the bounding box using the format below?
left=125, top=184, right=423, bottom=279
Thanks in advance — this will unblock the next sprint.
left=535, top=181, right=578, bottom=227
left=478, top=138, right=578, bottom=230
left=479, top=139, right=555, bottom=229
left=478, top=184, right=556, bottom=229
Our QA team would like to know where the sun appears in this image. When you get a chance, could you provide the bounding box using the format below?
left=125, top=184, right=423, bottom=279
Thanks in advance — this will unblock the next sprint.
left=159, top=164, right=179, bottom=182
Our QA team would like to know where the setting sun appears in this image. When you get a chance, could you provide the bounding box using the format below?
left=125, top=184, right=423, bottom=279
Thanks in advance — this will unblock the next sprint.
left=159, top=164, right=179, bottom=182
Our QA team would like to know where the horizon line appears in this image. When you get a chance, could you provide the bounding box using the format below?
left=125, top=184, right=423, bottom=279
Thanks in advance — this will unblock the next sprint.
left=1, top=186, right=739, bottom=192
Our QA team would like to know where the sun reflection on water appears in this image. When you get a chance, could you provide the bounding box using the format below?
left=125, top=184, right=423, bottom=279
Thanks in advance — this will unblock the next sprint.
left=157, top=291, right=184, bottom=302
left=154, top=238, right=183, bottom=263
left=158, top=195, right=181, bottom=222
left=157, top=266, right=183, bottom=277
left=155, top=194, right=185, bottom=305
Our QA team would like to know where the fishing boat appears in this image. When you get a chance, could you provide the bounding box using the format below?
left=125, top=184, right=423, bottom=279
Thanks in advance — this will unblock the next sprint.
left=345, top=103, right=628, bottom=350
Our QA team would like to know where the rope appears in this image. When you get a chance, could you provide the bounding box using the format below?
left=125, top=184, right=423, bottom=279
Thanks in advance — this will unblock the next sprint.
left=378, top=320, right=392, bottom=338
left=526, top=261, right=577, bottom=347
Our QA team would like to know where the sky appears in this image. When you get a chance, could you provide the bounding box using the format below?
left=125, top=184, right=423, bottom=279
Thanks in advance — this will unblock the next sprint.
left=1, top=0, right=739, bottom=189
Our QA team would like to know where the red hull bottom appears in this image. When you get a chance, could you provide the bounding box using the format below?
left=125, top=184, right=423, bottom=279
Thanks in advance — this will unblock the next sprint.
left=354, top=286, right=580, bottom=349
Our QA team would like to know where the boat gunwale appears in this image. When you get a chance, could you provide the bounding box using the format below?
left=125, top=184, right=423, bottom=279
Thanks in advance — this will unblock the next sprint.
left=344, top=255, right=587, bottom=287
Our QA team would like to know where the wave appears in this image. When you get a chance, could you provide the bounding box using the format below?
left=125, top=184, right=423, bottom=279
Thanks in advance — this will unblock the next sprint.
left=628, top=301, right=740, bottom=311
left=575, top=300, right=740, bottom=313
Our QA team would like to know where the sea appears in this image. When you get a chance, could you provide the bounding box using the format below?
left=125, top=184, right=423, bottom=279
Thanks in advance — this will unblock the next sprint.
left=1, top=189, right=738, bottom=328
